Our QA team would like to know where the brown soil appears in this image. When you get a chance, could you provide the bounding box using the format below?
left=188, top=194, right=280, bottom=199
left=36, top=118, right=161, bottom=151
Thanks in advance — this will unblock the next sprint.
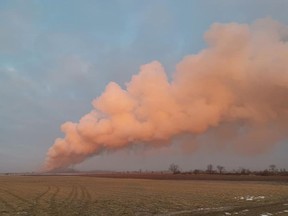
left=85, top=172, right=288, bottom=182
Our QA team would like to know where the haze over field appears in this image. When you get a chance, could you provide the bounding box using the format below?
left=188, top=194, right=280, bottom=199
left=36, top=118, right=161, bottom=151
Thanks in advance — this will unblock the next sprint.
left=0, top=1, right=288, bottom=172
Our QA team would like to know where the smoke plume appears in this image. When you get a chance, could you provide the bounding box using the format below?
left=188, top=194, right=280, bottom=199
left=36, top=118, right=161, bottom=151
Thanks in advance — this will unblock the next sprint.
left=44, top=18, right=288, bottom=171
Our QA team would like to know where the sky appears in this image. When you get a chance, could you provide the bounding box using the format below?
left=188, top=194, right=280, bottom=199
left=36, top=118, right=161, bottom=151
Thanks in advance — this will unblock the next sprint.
left=1, top=0, right=288, bottom=173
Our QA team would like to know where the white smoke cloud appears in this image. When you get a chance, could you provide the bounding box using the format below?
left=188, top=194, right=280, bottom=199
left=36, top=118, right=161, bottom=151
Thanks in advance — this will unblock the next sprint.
left=44, top=18, right=288, bottom=171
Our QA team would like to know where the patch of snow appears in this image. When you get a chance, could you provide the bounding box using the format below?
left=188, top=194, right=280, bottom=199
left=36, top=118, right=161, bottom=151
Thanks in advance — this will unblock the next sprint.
left=246, top=196, right=254, bottom=201
left=260, top=213, right=273, bottom=216
left=234, top=195, right=265, bottom=201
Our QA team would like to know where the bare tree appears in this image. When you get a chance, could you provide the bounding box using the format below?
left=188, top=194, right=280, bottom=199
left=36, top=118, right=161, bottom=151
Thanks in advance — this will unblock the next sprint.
left=238, top=167, right=251, bottom=175
left=169, top=163, right=180, bottom=174
left=206, top=164, right=213, bottom=174
left=279, top=168, right=287, bottom=175
left=269, top=164, right=277, bottom=173
left=217, top=165, right=224, bottom=174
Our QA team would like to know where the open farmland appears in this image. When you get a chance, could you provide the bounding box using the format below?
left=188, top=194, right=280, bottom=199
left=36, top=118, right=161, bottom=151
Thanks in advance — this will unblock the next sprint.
left=0, top=176, right=288, bottom=216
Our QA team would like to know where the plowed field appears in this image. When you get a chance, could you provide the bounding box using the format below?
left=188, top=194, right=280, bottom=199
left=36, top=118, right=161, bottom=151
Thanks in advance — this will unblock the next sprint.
left=0, top=176, right=288, bottom=215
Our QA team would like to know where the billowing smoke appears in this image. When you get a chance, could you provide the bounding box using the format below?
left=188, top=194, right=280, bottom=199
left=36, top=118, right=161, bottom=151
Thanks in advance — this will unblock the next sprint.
left=44, top=18, right=288, bottom=171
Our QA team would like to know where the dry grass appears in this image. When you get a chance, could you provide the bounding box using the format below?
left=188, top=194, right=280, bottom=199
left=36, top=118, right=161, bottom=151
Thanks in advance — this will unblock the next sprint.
left=0, top=176, right=288, bottom=215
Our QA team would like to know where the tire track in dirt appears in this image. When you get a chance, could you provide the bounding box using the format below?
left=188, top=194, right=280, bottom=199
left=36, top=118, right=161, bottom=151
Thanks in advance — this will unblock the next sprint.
left=58, top=184, right=92, bottom=215
left=0, top=196, right=17, bottom=213
left=66, top=185, right=75, bottom=200
left=66, top=184, right=77, bottom=204
left=82, top=185, right=92, bottom=201
left=47, top=186, right=60, bottom=215
left=57, top=183, right=92, bottom=215
left=0, top=183, right=16, bottom=215
left=35, top=186, right=52, bottom=202
left=0, top=188, right=32, bottom=205
left=216, top=200, right=288, bottom=216
left=25, top=185, right=52, bottom=215
left=66, top=184, right=79, bottom=207
left=53, top=183, right=79, bottom=215
left=71, top=184, right=79, bottom=202
left=77, top=185, right=92, bottom=215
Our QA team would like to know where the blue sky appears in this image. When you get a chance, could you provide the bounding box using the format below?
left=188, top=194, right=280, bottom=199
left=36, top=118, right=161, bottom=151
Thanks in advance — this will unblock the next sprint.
left=1, top=0, right=288, bottom=172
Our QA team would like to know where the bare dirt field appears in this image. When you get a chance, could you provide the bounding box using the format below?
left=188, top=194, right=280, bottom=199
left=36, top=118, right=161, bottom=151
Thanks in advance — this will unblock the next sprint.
left=87, top=173, right=288, bottom=182
left=0, top=175, right=288, bottom=216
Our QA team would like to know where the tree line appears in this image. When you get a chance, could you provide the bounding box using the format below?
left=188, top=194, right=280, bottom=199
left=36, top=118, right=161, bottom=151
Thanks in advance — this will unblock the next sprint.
left=168, top=163, right=288, bottom=176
